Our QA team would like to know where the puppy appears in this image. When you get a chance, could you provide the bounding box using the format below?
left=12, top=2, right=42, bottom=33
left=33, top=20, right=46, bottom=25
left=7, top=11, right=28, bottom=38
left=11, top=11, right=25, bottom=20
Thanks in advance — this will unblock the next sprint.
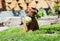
left=23, top=7, right=39, bottom=32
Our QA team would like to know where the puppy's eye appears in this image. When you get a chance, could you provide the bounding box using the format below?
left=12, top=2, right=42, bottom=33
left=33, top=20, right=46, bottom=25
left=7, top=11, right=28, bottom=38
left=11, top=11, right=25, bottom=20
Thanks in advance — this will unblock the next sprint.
left=8, top=2, right=11, bottom=4
left=18, top=3, right=21, bottom=5
left=35, top=1, right=38, bottom=4
left=16, top=0, right=19, bottom=2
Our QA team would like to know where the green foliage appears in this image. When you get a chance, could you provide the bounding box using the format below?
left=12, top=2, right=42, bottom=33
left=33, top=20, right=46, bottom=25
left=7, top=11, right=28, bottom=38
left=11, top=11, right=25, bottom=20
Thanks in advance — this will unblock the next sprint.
left=39, top=23, right=60, bottom=34
left=0, top=23, right=60, bottom=41
left=48, top=9, right=52, bottom=15
left=53, top=2, right=58, bottom=14
left=36, top=9, right=44, bottom=19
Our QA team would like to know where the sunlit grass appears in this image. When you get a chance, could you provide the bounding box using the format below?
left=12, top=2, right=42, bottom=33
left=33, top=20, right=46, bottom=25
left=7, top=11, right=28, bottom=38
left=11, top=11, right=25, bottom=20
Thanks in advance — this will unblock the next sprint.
left=0, top=23, right=60, bottom=41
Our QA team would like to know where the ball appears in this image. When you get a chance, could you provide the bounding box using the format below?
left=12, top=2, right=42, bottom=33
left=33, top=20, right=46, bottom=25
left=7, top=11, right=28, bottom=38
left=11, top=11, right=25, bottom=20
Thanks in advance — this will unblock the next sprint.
left=24, top=16, right=32, bottom=23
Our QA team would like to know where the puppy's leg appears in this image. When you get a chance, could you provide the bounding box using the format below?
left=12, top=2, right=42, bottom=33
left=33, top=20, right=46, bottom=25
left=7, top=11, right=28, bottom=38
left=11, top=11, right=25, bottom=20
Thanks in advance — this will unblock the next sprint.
left=23, top=21, right=28, bottom=32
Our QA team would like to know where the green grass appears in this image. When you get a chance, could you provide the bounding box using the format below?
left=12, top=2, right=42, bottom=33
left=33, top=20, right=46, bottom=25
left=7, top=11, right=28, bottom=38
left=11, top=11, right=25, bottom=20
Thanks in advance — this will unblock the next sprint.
left=0, top=23, right=60, bottom=41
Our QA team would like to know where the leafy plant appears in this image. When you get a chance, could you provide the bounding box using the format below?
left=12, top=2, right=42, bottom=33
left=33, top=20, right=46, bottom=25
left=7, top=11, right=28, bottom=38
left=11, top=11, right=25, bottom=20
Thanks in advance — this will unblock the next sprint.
left=53, top=2, right=58, bottom=14
left=48, top=9, right=52, bottom=15
left=36, top=8, right=45, bottom=19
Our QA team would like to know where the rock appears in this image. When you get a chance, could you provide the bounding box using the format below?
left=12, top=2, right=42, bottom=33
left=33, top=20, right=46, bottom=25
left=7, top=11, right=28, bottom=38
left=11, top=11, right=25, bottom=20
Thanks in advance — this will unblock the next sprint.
left=38, top=16, right=58, bottom=25
left=4, top=17, right=21, bottom=27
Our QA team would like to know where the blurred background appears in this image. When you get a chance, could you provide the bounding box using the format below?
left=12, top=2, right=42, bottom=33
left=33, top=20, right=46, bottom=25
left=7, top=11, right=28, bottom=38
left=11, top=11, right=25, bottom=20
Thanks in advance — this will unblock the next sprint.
left=0, top=0, right=60, bottom=27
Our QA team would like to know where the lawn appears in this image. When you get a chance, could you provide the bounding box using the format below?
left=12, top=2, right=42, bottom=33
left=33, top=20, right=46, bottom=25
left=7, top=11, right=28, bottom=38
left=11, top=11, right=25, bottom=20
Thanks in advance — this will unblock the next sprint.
left=0, top=23, right=60, bottom=41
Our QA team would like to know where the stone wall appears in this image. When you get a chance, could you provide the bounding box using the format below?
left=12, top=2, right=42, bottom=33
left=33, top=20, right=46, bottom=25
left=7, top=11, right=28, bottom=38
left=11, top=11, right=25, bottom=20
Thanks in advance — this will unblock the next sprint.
left=3, top=17, right=21, bottom=27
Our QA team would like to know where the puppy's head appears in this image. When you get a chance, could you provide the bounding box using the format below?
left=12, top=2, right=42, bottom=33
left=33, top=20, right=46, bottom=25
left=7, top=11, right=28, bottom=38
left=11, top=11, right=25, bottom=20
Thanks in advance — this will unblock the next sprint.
left=25, top=7, right=38, bottom=17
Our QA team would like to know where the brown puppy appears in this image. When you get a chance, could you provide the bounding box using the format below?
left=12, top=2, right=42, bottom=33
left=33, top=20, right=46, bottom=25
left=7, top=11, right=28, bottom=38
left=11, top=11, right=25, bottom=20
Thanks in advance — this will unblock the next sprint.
left=23, top=7, right=39, bottom=32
